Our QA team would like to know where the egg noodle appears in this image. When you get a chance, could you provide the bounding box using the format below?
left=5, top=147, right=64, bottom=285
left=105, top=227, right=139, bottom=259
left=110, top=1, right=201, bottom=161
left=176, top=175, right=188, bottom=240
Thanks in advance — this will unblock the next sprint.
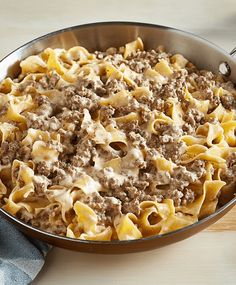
left=0, top=38, right=235, bottom=241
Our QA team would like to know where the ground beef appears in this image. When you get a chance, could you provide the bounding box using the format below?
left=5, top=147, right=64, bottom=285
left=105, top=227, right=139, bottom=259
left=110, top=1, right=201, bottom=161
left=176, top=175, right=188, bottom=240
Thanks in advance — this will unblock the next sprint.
left=0, top=141, right=20, bottom=165
left=194, top=75, right=221, bottom=109
left=77, top=76, right=104, bottom=91
left=104, top=79, right=128, bottom=94
left=122, top=198, right=140, bottom=216
left=171, top=166, right=198, bottom=190
left=173, top=69, right=188, bottom=80
left=160, top=77, right=185, bottom=100
left=34, top=95, right=54, bottom=116
left=77, top=191, right=121, bottom=226
left=36, top=161, right=54, bottom=177
left=222, top=153, right=236, bottom=183
left=104, top=53, right=125, bottom=66
left=71, top=139, right=96, bottom=167
left=154, top=166, right=198, bottom=206
left=151, top=98, right=165, bottom=111
left=195, top=75, right=215, bottom=91
left=139, top=105, right=152, bottom=123
left=161, top=141, right=186, bottom=163
left=156, top=124, right=183, bottom=144
left=181, top=188, right=195, bottom=205
left=104, top=197, right=122, bottom=221
left=114, top=100, right=140, bottom=116
left=127, top=131, right=146, bottom=148
left=1, top=40, right=235, bottom=239
left=69, top=95, right=98, bottom=113
left=182, top=122, right=196, bottom=135
left=26, top=113, right=61, bottom=131
left=163, top=189, right=184, bottom=206
left=0, top=106, right=7, bottom=117
left=184, top=108, right=204, bottom=127
left=16, top=145, right=31, bottom=161
left=187, top=160, right=206, bottom=179
left=33, top=175, right=51, bottom=196
left=103, top=178, right=151, bottom=216
left=99, top=106, right=115, bottom=125
left=17, top=205, right=67, bottom=236
left=51, top=168, right=68, bottom=185
left=39, top=72, right=60, bottom=89
left=220, top=94, right=236, bottom=110
left=206, top=90, right=221, bottom=109
left=127, top=49, right=169, bottom=68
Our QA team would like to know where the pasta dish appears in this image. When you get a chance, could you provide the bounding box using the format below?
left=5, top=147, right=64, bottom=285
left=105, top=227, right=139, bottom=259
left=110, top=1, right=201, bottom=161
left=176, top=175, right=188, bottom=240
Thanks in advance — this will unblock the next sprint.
left=0, top=38, right=235, bottom=240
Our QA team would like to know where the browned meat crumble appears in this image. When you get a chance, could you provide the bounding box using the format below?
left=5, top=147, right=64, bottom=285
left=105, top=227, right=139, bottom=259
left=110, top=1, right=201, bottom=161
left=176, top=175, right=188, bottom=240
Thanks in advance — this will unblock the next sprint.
left=0, top=39, right=235, bottom=239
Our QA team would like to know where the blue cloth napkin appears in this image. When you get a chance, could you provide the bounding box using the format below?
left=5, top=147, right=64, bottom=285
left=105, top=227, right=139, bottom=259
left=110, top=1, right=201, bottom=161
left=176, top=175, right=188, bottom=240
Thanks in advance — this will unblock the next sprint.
left=0, top=217, right=51, bottom=285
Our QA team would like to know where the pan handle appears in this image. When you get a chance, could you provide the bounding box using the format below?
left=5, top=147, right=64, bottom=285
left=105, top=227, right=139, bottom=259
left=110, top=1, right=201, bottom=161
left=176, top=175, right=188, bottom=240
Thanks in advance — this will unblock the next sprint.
left=218, top=47, right=236, bottom=76
left=229, top=47, right=236, bottom=56
left=230, top=47, right=236, bottom=57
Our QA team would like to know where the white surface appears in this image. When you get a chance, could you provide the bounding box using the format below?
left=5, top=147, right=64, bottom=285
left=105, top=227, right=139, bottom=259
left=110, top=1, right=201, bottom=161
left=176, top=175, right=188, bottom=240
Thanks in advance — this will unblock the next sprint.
left=33, top=232, right=236, bottom=285
left=1, top=0, right=236, bottom=284
left=0, top=0, right=236, bottom=59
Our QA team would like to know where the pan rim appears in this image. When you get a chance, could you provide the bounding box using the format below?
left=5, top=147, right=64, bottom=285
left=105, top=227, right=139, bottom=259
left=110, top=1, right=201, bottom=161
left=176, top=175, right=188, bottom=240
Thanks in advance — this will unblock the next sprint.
left=0, top=21, right=235, bottom=246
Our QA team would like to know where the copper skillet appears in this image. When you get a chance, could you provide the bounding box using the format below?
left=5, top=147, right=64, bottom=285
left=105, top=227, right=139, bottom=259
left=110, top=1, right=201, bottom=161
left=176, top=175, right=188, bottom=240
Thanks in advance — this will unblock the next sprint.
left=0, top=22, right=235, bottom=254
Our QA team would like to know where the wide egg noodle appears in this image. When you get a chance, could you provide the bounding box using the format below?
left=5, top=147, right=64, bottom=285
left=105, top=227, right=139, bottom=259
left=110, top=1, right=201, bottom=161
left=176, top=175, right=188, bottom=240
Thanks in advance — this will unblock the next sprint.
left=0, top=37, right=235, bottom=241
left=123, top=37, right=144, bottom=59
left=114, top=213, right=142, bottom=240
left=66, top=201, right=113, bottom=241
left=3, top=161, right=35, bottom=215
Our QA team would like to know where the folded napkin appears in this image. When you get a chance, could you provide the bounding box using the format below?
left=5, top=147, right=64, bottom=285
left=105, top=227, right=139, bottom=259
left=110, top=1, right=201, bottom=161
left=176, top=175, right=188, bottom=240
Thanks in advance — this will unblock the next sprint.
left=0, top=217, right=51, bottom=285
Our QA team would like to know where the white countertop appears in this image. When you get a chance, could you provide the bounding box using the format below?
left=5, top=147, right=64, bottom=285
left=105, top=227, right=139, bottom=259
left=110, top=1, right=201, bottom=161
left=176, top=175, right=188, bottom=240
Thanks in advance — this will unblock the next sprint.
left=0, top=0, right=236, bottom=284
left=33, top=232, right=236, bottom=285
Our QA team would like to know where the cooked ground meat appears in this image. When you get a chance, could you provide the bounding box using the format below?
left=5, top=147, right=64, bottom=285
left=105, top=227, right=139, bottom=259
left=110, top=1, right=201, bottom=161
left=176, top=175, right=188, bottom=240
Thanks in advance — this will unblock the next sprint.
left=187, top=160, right=206, bottom=179
left=220, top=94, right=236, bottom=110
left=127, top=49, right=169, bottom=68
left=171, top=166, right=198, bottom=190
left=36, top=161, right=54, bottom=177
left=222, top=153, right=236, bottom=183
left=181, top=188, right=195, bottom=206
left=33, top=175, right=51, bottom=196
left=156, top=124, right=183, bottom=143
left=39, top=72, right=60, bottom=89
left=17, top=205, right=67, bottom=236
left=0, top=141, right=20, bottom=165
left=161, top=141, right=186, bottom=163
left=0, top=39, right=235, bottom=240
left=184, top=108, right=204, bottom=127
